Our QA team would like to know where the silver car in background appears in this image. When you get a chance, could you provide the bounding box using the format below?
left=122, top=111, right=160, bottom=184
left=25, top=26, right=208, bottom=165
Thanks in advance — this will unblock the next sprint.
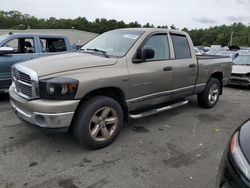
left=229, top=54, right=250, bottom=87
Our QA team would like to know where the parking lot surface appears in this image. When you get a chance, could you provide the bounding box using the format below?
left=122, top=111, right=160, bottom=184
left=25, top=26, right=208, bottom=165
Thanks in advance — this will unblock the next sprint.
left=0, top=86, right=249, bottom=188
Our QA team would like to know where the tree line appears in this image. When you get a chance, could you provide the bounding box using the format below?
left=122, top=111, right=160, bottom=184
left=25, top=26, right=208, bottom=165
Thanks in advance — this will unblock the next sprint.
left=0, top=10, right=249, bottom=47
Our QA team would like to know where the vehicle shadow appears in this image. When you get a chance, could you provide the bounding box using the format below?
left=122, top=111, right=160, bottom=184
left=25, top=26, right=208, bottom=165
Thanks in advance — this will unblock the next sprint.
left=0, top=93, right=9, bottom=101
left=225, top=85, right=249, bottom=91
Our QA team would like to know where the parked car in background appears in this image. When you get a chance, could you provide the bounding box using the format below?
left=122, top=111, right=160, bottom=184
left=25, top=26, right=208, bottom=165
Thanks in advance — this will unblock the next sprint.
left=203, top=46, right=211, bottom=52
left=216, top=119, right=250, bottom=188
left=194, top=47, right=205, bottom=55
left=207, top=49, right=239, bottom=60
left=229, top=54, right=250, bottom=87
left=195, top=46, right=210, bottom=53
left=9, top=28, right=232, bottom=149
left=216, top=50, right=239, bottom=60
left=0, top=33, right=73, bottom=92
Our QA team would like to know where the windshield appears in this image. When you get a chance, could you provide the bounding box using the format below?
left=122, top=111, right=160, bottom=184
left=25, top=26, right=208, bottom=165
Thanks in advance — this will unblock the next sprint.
left=0, top=34, right=9, bottom=44
left=233, top=55, right=250, bottom=65
left=81, top=30, right=145, bottom=58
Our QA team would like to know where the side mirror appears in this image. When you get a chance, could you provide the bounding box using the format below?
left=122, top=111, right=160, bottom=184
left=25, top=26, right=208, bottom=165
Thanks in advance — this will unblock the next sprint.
left=0, top=47, right=14, bottom=55
left=133, top=48, right=155, bottom=63
left=141, top=48, right=154, bottom=60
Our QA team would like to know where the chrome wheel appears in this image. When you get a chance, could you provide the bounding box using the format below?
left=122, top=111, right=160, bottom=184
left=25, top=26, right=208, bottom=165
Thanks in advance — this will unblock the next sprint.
left=89, top=107, right=118, bottom=142
left=208, top=83, right=219, bottom=105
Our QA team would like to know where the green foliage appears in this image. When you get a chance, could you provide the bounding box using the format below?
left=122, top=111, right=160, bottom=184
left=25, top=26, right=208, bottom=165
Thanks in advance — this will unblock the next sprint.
left=0, top=10, right=140, bottom=33
left=187, top=23, right=250, bottom=47
left=0, top=10, right=249, bottom=46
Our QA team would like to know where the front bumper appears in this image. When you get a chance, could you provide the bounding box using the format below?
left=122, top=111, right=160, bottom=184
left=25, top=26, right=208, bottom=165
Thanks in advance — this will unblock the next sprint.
left=229, top=76, right=250, bottom=87
left=9, top=85, right=80, bottom=130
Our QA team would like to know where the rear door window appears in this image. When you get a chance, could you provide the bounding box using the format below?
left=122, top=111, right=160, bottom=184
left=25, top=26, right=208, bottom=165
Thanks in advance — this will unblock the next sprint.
left=40, top=38, right=67, bottom=53
left=171, top=34, right=191, bottom=59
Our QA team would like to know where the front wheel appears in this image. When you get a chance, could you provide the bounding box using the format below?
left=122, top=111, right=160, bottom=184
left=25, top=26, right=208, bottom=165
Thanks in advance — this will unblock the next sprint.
left=73, top=96, right=123, bottom=149
left=197, top=78, right=221, bottom=108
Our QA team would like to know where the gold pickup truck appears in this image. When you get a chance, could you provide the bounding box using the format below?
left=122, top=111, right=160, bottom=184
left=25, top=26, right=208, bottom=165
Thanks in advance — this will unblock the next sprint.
left=9, top=28, right=232, bottom=149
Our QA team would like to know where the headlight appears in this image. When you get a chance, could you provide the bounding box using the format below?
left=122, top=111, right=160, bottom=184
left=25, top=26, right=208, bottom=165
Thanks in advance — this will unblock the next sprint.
left=39, top=77, right=79, bottom=100
left=230, top=132, right=250, bottom=180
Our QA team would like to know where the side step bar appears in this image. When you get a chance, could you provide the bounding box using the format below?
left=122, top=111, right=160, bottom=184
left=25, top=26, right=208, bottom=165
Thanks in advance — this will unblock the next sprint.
left=129, top=100, right=189, bottom=119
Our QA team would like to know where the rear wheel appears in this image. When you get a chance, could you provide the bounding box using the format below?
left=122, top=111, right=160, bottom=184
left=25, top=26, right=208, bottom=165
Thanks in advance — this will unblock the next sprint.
left=197, top=78, right=221, bottom=108
left=73, top=96, right=123, bottom=149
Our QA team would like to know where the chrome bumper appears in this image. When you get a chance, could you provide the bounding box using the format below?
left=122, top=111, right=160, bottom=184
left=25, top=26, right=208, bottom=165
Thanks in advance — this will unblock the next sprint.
left=10, top=100, right=74, bottom=128
left=9, top=85, right=79, bottom=129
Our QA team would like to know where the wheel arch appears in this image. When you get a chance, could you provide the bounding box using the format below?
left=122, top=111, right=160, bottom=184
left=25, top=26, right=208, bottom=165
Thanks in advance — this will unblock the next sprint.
left=209, top=71, right=223, bottom=94
left=73, top=87, right=128, bottom=124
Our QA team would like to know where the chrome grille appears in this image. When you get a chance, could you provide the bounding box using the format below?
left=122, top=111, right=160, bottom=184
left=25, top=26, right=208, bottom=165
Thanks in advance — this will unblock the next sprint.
left=12, top=64, right=39, bottom=100
left=19, top=72, right=32, bottom=84
left=19, top=82, right=32, bottom=96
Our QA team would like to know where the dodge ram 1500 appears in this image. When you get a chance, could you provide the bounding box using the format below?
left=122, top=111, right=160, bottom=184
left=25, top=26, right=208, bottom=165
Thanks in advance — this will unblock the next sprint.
left=9, top=28, right=232, bottom=149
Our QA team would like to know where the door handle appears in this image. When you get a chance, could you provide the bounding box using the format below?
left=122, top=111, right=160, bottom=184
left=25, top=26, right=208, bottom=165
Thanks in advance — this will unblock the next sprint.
left=189, top=64, right=196, bottom=68
left=163, top=66, right=173, bottom=71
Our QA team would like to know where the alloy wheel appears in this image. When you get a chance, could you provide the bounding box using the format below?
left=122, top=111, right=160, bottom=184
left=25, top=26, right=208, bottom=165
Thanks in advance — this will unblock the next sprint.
left=89, top=107, right=118, bottom=142
left=208, top=83, right=219, bottom=105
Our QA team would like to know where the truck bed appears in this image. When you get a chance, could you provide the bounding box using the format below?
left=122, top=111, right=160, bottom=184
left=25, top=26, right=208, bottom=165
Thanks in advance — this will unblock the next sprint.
left=196, top=55, right=232, bottom=88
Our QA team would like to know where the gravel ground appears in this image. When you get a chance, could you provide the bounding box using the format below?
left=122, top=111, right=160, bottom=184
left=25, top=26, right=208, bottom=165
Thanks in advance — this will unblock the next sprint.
left=0, top=86, right=249, bottom=188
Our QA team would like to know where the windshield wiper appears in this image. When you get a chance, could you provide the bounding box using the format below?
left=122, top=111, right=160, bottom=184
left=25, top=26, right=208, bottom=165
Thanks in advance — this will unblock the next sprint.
left=86, top=48, right=110, bottom=58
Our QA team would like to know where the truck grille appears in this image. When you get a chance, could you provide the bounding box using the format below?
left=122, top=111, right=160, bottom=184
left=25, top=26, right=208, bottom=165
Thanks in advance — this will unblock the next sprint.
left=12, top=65, right=39, bottom=100
left=19, top=80, right=32, bottom=96
left=19, top=72, right=32, bottom=84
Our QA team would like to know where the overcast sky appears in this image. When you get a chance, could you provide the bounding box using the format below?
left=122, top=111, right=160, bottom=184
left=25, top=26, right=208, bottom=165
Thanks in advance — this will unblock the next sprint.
left=1, top=0, right=250, bottom=29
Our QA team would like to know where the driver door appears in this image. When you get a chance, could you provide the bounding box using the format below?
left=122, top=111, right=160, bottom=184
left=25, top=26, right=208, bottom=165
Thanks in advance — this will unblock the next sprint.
left=127, top=33, right=175, bottom=110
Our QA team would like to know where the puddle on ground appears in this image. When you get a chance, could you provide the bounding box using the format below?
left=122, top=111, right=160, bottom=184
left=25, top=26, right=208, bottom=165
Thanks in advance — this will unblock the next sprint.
left=58, top=178, right=79, bottom=188
left=132, top=126, right=150, bottom=133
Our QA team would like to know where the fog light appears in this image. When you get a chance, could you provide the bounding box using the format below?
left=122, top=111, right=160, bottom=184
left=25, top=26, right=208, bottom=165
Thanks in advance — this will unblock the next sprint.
left=35, top=115, right=46, bottom=126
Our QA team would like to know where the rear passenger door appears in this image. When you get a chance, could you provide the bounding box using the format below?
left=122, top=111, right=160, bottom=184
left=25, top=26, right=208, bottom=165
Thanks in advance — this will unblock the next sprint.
left=38, top=37, right=68, bottom=57
left=170, top=33, right=198, bottom=99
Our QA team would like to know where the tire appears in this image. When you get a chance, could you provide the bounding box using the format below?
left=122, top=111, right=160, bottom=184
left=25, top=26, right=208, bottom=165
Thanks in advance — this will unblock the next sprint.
left=197, top=78, right=221, bottom=108
left=73, top=96, right=123, bottom=149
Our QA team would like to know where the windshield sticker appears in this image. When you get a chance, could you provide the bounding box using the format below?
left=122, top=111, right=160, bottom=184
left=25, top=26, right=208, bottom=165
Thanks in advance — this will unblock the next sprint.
left=123, top=34, right=139, bottom=40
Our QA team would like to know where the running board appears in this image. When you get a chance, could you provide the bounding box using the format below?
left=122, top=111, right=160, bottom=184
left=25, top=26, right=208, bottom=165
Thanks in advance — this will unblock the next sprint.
left=129, top=100, right=189, bottom=119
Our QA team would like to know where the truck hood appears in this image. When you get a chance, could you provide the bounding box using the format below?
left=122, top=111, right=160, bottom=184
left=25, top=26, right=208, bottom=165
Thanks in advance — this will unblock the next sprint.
left=232, top=65, right=250, bottom=74
left=20, top=52, right=117, bottom=77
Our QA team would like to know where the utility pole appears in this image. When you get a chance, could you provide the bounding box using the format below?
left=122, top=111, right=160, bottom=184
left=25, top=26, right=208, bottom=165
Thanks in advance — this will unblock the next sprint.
left=248, top=23, right=250, bottom=47
left=248, top=35, right=250, bottom=47
left=230, top=30, right=234, bottom=46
